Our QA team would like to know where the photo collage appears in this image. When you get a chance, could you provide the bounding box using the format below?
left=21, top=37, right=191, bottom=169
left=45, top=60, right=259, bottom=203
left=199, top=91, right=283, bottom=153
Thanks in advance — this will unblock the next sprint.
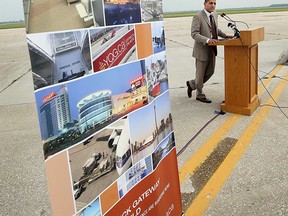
left=24, top=0, right=179, bottom=215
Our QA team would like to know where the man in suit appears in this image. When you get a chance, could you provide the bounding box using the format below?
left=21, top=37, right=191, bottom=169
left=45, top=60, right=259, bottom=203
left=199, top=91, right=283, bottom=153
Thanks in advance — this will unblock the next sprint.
left=186, top=0, right=233, bottom=103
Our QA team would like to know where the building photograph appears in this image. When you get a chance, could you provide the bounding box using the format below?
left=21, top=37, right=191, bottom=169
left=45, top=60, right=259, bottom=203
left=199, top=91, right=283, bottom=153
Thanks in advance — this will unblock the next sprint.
left=153, top=91, right=173, bottom=142
left=129, top=90, right=172, bottom=163
left=144, top=52, right=168, bottom=99
left=77, top=90, right=113, bottom=134
left=152, top=132, right=175, bottom=169
left=128, top=102, right=157, bottom=163
left=35, top=60, right=148, bottom=159
left=27, top=30, right=92, bottom=90
left=39, top=85, right=72, bottom=141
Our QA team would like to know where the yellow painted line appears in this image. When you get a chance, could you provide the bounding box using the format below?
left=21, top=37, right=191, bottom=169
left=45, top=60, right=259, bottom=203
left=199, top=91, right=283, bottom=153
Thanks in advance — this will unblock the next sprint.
left=179, top=64, right=284, bottom=183
left=185, top=68, right=288, bottom=216
left=258, top=65, right=284, bottom=94
left=179, top=114, right=241, bottom=182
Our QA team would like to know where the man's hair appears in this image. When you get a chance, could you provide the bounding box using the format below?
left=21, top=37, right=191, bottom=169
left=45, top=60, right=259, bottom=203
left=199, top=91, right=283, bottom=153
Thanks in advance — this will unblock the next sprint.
left=204, top=0, right=210, bottom=2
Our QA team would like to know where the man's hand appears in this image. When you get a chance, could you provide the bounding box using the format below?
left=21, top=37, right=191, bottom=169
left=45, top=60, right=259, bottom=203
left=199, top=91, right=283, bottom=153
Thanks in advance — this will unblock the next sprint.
left=208, top=39, right=218, bottom=45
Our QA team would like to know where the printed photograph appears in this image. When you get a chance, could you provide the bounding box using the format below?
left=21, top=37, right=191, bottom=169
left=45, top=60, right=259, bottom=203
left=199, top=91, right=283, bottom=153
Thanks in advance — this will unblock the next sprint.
left=69, top=117, right=130, bottom=211
left=129, top=103, right=157, bottom=164
left=34, top=61, right=148, bottom=159
left=91, top=0, right=105, bottom=26
left=129, top=90, right=172, bottom=164
left=141, top=0, right=163, bottom=22
left=76, top=197, right=101, bottom=216
left=104, top=0, right=141, bottom=26
left=153, top=90, right=173, bottom=143
left=152, top=132, right=175, bottom=169
left=151, top=21, right=166, bottom=54
left=90, top=25, right=137, bottom=73
left=26, top=0, right=95, bottom=33
left=144, top=52, right=168, bottom=100
left=27, top=30, right=92, bottom=90
left=117, top=156, right=153, bottom=198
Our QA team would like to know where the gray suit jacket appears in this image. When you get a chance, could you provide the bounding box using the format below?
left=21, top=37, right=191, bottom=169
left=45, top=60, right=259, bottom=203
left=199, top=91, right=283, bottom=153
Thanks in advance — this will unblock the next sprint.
left=191, top=10, right=226, bottom=61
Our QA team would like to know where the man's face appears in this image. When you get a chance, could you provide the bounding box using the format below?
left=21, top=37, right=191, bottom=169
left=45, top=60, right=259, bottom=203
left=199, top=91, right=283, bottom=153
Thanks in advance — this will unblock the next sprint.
left=204, top=0, right=216, bottom=13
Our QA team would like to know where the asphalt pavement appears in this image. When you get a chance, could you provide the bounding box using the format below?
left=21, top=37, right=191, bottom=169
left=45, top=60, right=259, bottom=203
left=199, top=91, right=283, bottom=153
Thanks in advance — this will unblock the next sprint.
left=0, top=11, right=288, bottom=215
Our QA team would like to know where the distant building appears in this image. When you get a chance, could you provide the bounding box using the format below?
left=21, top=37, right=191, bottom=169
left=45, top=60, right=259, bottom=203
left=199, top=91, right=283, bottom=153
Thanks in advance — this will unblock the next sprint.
left=40, top=86, right=71, bottom=140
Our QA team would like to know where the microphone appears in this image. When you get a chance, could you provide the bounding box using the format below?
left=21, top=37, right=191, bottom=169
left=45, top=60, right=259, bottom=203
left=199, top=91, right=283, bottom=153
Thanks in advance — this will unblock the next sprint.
left=220, top=13, right=242, bottom=38
left=220, top=13, right=231, bottom=22
left=228, top=22, right=240, bottom=38
left=221, top=13, right=249, bottom=29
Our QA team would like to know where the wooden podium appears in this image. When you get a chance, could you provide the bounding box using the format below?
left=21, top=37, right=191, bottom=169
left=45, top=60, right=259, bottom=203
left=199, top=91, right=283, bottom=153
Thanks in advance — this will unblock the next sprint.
left=216, top=27, right=264, bottom=115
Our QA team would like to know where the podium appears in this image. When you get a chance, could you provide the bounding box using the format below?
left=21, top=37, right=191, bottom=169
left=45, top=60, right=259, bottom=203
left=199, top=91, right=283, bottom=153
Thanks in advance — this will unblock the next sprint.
left=216, top=27, right=264, bottom=115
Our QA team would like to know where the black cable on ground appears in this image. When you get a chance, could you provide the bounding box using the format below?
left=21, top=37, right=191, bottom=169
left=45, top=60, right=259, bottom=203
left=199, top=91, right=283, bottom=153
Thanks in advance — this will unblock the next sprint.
left=260, top=104, right=288, bottom=109
left=176, top=111, right=225, bottom=157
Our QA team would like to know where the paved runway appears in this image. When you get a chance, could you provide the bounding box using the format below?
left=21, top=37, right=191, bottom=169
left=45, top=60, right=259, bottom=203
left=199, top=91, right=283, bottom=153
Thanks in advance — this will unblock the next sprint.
left=0, top=11, right=288, bottom=215
left=166, top=11, right=288, bottom=216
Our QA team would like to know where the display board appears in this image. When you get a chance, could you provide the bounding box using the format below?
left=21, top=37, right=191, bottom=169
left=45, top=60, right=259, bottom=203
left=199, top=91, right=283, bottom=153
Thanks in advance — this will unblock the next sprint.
left=24, top=0, right=182, bottom=215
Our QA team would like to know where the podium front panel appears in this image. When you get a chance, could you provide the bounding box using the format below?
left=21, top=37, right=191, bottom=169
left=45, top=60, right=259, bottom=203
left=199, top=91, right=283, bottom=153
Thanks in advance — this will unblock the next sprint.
left=224, top=46, right=250, bottom=107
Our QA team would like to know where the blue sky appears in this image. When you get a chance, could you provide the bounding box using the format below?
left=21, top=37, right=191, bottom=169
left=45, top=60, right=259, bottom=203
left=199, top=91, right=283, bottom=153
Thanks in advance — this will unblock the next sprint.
left=154, top=91, right=171, bottom=126
left=79, top=198, right=101, bottom=216
left=2, top=0, right=288, bottom=22
left=129, top=101, right=156, bottom=142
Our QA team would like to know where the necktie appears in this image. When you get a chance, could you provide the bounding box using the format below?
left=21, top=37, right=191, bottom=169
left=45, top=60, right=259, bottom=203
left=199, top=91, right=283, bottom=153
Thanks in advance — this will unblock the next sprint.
left=210, top=15, right=217, bottom=39
left=209, top=14, right=217, bottom=55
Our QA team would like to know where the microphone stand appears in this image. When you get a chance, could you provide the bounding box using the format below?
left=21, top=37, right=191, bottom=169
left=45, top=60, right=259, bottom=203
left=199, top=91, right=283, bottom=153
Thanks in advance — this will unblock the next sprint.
left=221, top=13, right=249, bottom=29
left=220, top=13, right=241, bottom=38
